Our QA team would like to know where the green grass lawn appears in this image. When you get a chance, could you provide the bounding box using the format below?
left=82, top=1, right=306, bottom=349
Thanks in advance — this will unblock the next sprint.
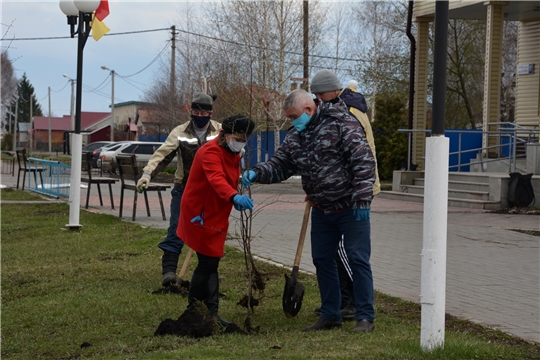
left=2, top=190, right=539, bottom=359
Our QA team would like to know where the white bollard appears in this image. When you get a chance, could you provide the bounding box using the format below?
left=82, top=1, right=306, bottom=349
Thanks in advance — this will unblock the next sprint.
left=420, top=135, right=449, bottom=350
left=66, top=133, right=83, bottom=229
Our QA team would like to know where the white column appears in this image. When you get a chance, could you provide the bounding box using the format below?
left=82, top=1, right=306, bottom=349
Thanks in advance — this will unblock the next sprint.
left=420, top=135, right=449, bottom=350
left=66, top=133, right=82, bottom=229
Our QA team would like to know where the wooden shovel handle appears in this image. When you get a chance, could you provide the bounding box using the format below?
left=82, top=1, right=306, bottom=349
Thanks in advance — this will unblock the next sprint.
left=178, top=247, right=194, bottom=279
left=293, top=200, right=311, bottom=268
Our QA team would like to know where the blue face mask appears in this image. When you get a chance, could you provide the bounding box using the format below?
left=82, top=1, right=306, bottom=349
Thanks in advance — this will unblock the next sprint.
left=292, top=112, right=311, bottom=132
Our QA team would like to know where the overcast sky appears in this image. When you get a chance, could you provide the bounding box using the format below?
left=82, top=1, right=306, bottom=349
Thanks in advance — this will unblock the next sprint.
left=2, top=1, right=192, bottom=117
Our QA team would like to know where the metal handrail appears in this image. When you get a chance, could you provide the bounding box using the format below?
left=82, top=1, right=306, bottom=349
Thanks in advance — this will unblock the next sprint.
left=399, top=125, right=538, bottom=173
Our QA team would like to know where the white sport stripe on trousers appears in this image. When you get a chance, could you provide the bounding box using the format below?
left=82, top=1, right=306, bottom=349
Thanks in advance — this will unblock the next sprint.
left=337, top=235, right=354, bottom=281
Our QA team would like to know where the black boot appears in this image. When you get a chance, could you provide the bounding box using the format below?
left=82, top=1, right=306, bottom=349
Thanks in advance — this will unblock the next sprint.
left=162, top=252, right=179, bottom=287
left=205, top=272, right=231, bottom=328
left=188, top=272, right=209, bottom=307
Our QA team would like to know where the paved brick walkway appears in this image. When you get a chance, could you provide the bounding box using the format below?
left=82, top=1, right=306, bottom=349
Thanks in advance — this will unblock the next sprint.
left=1, top=171, right=539, bottom=343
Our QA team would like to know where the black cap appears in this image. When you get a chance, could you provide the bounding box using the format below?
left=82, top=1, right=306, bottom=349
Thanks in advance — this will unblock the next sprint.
left=222, top=114, right=255, bottom=136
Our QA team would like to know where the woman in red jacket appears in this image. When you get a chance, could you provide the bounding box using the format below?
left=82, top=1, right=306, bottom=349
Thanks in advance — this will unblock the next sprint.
left=177, top=114, right=255, bottom=327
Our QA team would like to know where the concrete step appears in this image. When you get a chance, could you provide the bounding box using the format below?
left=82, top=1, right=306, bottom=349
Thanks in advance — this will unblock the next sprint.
left=379, top=191, right=500, bottom=210
left=399, top=185, right=489, bottom=201
left=413, top=178, right=490, bottom=192
left=447, top=172, right=492, bottom=184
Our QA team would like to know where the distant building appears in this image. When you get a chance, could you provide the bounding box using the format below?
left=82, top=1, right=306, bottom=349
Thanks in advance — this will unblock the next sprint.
left=32, top=112, right=110, bottom=151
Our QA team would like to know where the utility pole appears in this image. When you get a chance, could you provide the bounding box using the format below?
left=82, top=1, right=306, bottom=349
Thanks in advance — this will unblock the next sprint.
left=8, top=107, right=12, bottom=134
left=110, top=70, right=115, bottom=141
left=30, top=96, right=33, bottom=151
left=171, top=25, right=176, bottom=94
left=170, top=25, right=176, bottom=131
left=13, top=91, right=18, bottom=151
left=100, top=67, right=116, bottom=141
left=70, top=79, right=75, bottom=131
left=302, top=0, right=309, bottom=90
left=48, top=87, right=52, bottom=152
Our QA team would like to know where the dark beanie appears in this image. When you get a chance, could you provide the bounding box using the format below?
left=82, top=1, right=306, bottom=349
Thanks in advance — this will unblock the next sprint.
left=192, top=92, right=213, bottom=111
left=222, top=114, right=255, bottom=136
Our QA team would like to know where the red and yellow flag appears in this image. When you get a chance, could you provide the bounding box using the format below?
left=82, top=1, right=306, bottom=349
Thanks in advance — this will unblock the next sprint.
left=92, top=0, right=110, bottom=41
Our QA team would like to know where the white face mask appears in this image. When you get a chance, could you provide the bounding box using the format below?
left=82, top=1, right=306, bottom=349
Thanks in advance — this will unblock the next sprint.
left=227, top=140, right=246, bottom=153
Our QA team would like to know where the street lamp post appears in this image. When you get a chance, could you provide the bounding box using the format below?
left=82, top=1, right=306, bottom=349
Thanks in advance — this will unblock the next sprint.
left=60, top=0, right=100, bottom=230
left=101, top=66, right=115, bottom=141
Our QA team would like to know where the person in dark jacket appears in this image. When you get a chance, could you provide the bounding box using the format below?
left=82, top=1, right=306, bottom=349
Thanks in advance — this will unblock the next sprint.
left=242, top=75, right=377, bottom=332
left=314, top=79, right=381, bottom=320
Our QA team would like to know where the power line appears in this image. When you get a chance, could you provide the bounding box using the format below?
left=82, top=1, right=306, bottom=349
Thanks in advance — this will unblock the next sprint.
left=116, top=41, right=171, bottom=78
left=8, top=27, right=170, bottom=41
left=11, top=26, right=366, bottom=64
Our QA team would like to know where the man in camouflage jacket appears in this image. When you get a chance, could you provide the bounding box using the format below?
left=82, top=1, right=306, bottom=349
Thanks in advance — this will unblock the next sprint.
left=242, top=84, right=376, bottom=333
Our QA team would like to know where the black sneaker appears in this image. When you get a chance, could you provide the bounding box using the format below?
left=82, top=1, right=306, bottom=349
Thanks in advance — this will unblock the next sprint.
left=352, top=319, right=375, bottom=332
left=340, top=303, right=356, bottom=319
left=302, top=317, right=342, bottom=332
left=313, top=307, right=322, bottom=315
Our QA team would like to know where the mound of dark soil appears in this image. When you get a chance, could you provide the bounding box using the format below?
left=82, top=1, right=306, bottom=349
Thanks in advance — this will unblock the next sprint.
left=154, top=301, right=246, bottom=337
left=151, top=280, right=190, bottom=295
left=154, top=302, right=215, bottom=338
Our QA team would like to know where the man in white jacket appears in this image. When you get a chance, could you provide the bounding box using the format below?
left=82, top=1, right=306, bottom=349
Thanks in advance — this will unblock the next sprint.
left=136, top=92, right=222, bottom=287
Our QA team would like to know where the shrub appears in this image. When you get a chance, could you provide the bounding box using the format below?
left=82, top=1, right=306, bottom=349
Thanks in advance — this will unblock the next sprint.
left=372, top=93, right=408, bottom=180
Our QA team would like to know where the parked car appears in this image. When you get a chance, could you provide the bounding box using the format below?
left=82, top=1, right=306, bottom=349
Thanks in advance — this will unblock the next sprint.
left=100, top=141, right=176, bottom=174
left=91, top=142, right=123, bottom=168
left=81, top=141, right=114, bottom=153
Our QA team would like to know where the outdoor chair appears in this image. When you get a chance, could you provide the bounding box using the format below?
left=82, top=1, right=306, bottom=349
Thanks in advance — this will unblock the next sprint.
left=81, top=151, right=118, bottom=209
left=115, top=154, right=170, bottom=221
left=16, top=148, right=45, bottom=190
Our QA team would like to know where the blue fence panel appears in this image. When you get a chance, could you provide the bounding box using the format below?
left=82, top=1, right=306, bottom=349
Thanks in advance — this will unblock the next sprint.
left=138, top=134, right=168, bottom=142
left=245, top=130, right=289, bottom=168
left=244, top=129, right=489, bottom=173
left=27, top=157, right=71, bottom=198
left=446, top=129, right=482, bottom=172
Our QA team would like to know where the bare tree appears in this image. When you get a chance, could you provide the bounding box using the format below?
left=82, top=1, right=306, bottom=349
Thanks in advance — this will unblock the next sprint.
left=352, top=1, right=410, bottom=120
left=500, top=21, right=518, bottom=123
left=324, top=3, right=354, bottom=74
left=446, top=19, right=486, bottom=128
left=202, top=0, right=325, bottom=150
left=2, top=18, right=19, bottom=127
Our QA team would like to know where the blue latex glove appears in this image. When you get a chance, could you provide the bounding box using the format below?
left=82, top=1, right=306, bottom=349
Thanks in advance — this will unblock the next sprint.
left=242, top=170, right=257, bottom=188
left=233, top=194, right=254, bottom=211
left=191, top=214, right=204, bottom=225
left=353, top=208, right=370, bottom=221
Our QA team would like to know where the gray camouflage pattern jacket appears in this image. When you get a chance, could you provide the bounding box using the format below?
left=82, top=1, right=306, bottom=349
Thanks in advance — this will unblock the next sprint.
left=252, top=99, right=375, bottom=214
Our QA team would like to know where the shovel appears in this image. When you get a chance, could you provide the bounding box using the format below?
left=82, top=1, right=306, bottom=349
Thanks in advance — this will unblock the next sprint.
left=175, top=247, right=194, bottom=287
left=282, top=200, right=311, bottom=318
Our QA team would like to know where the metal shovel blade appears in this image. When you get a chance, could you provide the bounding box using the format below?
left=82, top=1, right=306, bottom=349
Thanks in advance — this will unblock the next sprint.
left=282, top=267, right=305, bottom=318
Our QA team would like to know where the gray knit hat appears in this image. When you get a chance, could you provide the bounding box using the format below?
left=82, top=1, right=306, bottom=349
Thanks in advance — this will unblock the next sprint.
left=192, top=92, right=213, bottom=111
left=310, top=69, right=341, bottom=93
